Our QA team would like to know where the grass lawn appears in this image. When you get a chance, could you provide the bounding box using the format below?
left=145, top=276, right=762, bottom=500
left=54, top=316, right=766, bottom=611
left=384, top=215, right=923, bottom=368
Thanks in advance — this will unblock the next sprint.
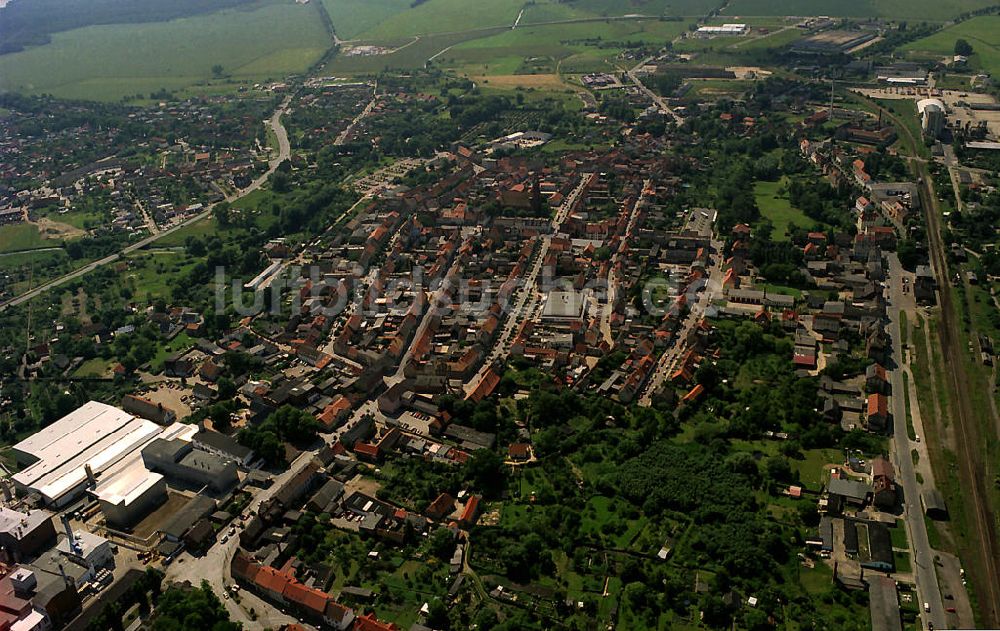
left=754, top=177, right=822, bottom=240
left=0, top=0, right=331, bottom=101
left=902, top=16, right=1000, bottom=77
left=73, top=357, right=114, bottom=377
left=0, top=223, right=60, bottom=253
left=891, top=521, right=909, bottom=549
left=894, top=551, right=912, bottom=573
left=793, top=448, right=843, bottom=490
left=799, top=562, right=834, bottom=594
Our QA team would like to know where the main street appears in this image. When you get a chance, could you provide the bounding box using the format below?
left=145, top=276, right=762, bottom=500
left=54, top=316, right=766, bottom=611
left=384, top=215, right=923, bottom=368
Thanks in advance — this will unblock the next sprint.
left=885, top=253, right=946, bottom=631
left=0, top=96, right=293, bottom=313
left=463, top=173, right=595, bottom=397
left=872, top=98, right=1000, bottom=625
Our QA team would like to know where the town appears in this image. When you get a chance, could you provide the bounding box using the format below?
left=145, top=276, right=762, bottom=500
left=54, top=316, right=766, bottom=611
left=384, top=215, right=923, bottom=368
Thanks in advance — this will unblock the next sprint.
left=2, top=1, right=1000, bottom=630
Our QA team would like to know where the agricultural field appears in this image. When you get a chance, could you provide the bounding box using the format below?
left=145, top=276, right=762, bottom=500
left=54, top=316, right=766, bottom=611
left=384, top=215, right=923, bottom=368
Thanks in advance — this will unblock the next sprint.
left=724, top=0, right=997, bottom=20
left=436, top=19, right=689, bottom=77
left=358, top=0, right=525, bottom=39
left=0, top=0, right=331, bottom=101
left=321, top=0, right=412, bottom=40
left=901, top=15, right=1000, bottom=77
left=523, top=0, right=724, bottom=21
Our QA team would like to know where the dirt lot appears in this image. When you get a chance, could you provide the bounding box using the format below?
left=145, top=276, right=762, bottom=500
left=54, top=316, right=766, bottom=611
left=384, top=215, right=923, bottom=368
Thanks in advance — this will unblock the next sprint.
left=33, top=216, right=86, bottom=240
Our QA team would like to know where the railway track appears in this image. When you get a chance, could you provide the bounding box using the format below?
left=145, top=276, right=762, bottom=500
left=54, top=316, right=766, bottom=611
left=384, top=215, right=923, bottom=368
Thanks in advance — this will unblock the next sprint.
left=874, top=100, right=1000, bottom=625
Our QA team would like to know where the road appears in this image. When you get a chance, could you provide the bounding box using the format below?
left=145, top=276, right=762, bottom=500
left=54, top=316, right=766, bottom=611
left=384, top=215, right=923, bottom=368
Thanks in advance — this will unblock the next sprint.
left=334, top=83, right=377, bottom=146
left=165, top=451, right=319, bottom=630
left=873, top=99, right=1000, bottom=627
left=0, top=96, right=293, bottom=313
left=627, top=56, right=684, bottom=125
left=638, top=236, right=722, bottom=407
left=463, top=173, right=595, bottom=397
left=600, top=179, right=652, bottom=346
left=885, top=253, right=946, bottom=631
left=864, top=96, right=1000, bottom=626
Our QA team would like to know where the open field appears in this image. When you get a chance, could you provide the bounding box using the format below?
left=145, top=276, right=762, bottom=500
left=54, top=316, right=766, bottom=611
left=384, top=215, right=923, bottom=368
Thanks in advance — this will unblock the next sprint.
left=359, top=0, right=524, bottom=39
left=902, top=16, right=1000, bottom=77
left=754, top=178, right=820, bottom=240
left=436, top=19, right=688, bottom=77
left=0, top=223, right=61, bottom=253
left=523, top=0, right=724, bottom=21
left=321, top=0, right=412, bottom=40
left=724, top=0, right=997, bottom=20
left=0, top=0, right=331, bottom=101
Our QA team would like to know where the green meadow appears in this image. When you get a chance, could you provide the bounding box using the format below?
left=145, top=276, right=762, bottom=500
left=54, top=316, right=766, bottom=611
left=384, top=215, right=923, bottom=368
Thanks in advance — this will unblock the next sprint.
left=0, top=1, right=331, bottom=101
left=902, top=15, right=1000, bottom=77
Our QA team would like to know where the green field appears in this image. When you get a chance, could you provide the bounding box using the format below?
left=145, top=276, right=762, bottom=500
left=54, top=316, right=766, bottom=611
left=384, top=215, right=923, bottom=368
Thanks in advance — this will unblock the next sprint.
left=0, top=0, right=331, bottom=101
left=754, top=178, right=822, bottom=240
left=359, top=0, right=524, bottom=39
left=437, top=19, right=688, bottom=76
left=902, top=15, right=1000, bottom=77
left=0, top=224, right=60, bottom=253
left=322, top=0, right=412, bottom=40
left=724, top=0, right=997, bottom=20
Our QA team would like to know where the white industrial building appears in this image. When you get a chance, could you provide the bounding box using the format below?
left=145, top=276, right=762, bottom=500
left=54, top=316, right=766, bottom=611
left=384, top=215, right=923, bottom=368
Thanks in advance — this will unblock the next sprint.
left=917, top=98, right=946, bottom=139
left=11, top=402, right=199, bottom=526
left=696, top=23, right=748, bottom=36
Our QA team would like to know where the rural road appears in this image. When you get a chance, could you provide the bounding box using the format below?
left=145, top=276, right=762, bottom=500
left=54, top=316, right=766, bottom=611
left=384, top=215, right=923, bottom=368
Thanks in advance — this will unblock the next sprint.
left=0, top=96, right=292, bottom=313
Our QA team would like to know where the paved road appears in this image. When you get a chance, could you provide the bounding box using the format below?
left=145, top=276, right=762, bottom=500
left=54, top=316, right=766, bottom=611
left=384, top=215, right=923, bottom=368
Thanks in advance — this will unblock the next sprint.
left=334, top=83, right=377, bottom=146
left=0, top=97, right=293, bottom=313
left=463, top=173, right=594, bottom=397
left=873, top=97, right=1000, bottom=625
left=885, top=253, right=946, bottom=631
left=166, top=451, right=318, bottom=630
left=627, top=57, right=684, bottom=125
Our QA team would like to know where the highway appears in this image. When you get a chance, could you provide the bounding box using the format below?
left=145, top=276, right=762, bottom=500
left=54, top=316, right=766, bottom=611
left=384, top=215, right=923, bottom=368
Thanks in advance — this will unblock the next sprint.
left=0, top=96, right=292, bottom=314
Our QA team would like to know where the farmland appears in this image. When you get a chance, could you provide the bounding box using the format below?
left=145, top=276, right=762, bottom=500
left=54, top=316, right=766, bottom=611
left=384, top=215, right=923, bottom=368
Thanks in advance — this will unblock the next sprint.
left=358, top=0, right=525, bottom=39
left=0, top=0, right=331, bottom=101
left=724, top=0, right=997, bottom=20
left=902, top=15, right=1000, bottom=77
left=433, top=19, right=689, bottom=77
left=321, top=0, right=412, bottom=40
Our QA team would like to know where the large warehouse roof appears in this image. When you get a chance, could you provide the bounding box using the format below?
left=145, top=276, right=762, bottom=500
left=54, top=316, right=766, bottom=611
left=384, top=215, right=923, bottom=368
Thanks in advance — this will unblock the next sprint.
left=13, top=401, right=135, bottom=460
left=11, top=401, right=195, bottom=507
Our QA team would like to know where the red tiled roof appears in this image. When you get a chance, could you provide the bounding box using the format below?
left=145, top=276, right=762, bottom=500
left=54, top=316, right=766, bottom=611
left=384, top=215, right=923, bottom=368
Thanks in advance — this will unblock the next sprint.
left=353, top=612, right=401, bottom=631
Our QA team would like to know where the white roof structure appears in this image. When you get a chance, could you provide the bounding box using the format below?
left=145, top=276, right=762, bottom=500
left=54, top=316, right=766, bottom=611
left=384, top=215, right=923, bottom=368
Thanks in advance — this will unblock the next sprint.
left=92, top=421, right=197, bottom=509
left=11, top=401, right=195, bottom=507
left=917, top=98, right=946, bottom=114
left=697, top=23, right=747, bottom=34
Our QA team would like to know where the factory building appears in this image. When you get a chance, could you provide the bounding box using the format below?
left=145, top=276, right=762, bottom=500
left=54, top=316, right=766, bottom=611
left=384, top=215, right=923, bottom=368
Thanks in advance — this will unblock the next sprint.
left=11, top=402, right=162, bottom=508
left=0, top=507, right=57, bottom=563
left=917, top=98, right=946, bottom=139
left=141, top=438, right=239, bottom=493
